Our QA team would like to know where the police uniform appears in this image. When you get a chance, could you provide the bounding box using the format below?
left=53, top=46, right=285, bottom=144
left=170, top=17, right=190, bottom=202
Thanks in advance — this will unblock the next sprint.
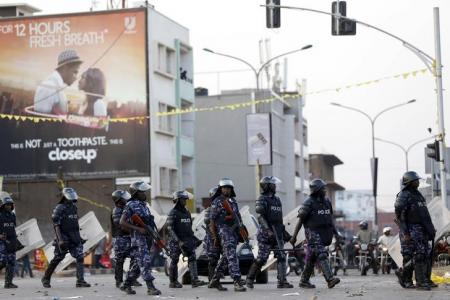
left=111, top=205, right=140, bottom=287
left=122, top=199, right=156, bottom=285
left=203, top=205, right=228, bottom=281
left=0, top=193, right=18, bottom=288
left=246, top=176, right=292, bottom=289
left=208, top=178, right=246, bottom=292
left=41, top=188, right=90, bottom=288
left=167, top=191, right=206, bottom=288
left=291, top=179, right=340, bottom=289
left=395, top=171, right=436, bottom=290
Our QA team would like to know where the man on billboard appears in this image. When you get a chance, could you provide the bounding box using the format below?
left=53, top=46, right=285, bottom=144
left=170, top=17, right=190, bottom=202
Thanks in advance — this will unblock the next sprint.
left=33, top=49, right=83, bottom=115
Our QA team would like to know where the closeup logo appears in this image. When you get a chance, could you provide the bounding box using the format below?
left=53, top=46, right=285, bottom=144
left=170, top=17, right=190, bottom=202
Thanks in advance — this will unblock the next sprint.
left=48, top=148, right=97, bottom=164
left=124, top=16, right=136, bottom=33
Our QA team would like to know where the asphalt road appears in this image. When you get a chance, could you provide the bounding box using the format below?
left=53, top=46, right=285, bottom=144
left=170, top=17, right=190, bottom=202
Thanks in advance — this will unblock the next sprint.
left=0, top=269, right=449, bottom=300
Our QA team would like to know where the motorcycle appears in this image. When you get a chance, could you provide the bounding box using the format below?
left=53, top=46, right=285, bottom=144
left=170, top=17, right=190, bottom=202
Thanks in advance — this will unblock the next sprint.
left=354, top=239, right=378, bottom=276
left=378, top=245, right=392, bottom=274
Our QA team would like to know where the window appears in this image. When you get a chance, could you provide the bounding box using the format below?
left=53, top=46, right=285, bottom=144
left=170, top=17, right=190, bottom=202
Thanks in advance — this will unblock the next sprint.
left=158, top=102, right=175, bottom=133
left=156, top=43, right=175, bottom=76
left=159, top=167, right=178, bottom=196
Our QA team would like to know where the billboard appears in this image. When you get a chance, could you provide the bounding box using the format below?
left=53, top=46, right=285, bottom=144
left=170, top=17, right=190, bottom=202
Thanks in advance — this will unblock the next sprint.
left=246, top=113, right=272, bottom=165
left=0, top=9, right=149, bottom=179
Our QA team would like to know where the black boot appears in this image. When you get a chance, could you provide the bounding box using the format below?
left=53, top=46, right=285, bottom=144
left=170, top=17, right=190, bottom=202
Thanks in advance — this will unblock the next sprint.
left=121, top=281, right=136, bottom=295
left=75, top=260, right=91, bottom=288
left=299, top=261, right=316, bottom=289
left=246, top=259, right=263, bottom=289
left=234, top=277, right=247, bottom=292
left=4, top=265, right=18, bottom=289
left=402, top=259, right=416, bottom=288
left=42, top=259, right=59, bottom=288
left=208, top=274, right=227, bottom=291
left=395, top=268, right=405, bottom=288
left=415, top=262, right=431, bottom=291
left=319, top=258, right=340, bottom=289
left=277, top=260, right=293, bottom=288
left=169, top=264, right=183, bottom=288
left=114, top=258, right=124, bottom=288
left=146, top=280, right=161, bottom=295
left=189, top=261, right=207, bottom=287
left=425, top=261, right=438, bottom=288
left=132, top=280, right=142, bottom=287
left=208, top=259, right=218, bottom=282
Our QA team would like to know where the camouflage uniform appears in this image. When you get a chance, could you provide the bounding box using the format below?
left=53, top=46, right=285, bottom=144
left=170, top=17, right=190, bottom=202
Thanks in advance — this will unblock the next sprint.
left=203, top=206, right=228, bottom=280
left=395, top=184, right=436, bottom=290
left=210, top=196, right=242, bottom=280
left=122, top=199, right=156, bottom=283
left=111, top=206, right=140, bottom=285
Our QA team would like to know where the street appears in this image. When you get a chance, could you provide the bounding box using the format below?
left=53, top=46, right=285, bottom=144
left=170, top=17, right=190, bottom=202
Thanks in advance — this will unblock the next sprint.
left=1, top=269, right=449, bottom=300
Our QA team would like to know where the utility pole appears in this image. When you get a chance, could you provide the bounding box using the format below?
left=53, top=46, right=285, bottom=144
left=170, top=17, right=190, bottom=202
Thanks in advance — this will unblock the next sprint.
left=433, top=8, right=448, bottom=208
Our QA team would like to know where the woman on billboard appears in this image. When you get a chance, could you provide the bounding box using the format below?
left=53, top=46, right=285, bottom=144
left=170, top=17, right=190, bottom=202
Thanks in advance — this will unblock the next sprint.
left=77, top=68, right=108, bottom=117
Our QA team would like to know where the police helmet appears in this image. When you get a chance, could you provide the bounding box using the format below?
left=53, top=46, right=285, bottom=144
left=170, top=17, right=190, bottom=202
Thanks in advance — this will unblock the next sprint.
left=401, top=171, right=421, bottom=186
left=309, top=178, right=327, bottom=195
left=359, top=220, right=368, bottom=230
left=383, top=226, right=392, bottom=234
left=129, top=181, right=152, bottom=196
left=112, top=190, right=131, bottom=203
left=209, top=187, right=218, bottom=198
left=260, top=176, right=281, bottom=193
left=219, top=178, right=234, bottom=188
left=62, top=187, right=78, bottom=202
left=172, top=190, right=193, bottom=204
left=0, top=192, right=14, bottom=208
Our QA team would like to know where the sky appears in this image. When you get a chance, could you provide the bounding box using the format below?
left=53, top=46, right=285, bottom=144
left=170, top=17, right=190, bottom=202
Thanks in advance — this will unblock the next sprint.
left=4, top=0, right=450, bottom=211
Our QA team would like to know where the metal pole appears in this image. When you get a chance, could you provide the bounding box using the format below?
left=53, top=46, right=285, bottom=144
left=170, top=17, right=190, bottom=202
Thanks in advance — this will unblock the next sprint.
left=298, top=79, right=307, bottom=204
left=371, top=121, right=378, bottom=228
left=434, top=7, right=448, bottom=208
left=405, top=150, right=409, bottom=172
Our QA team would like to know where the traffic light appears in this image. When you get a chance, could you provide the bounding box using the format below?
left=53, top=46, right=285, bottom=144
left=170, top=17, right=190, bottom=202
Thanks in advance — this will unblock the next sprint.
left=427, top=140, right=441, bottom=161
left=332, top=1, right=356, bottom=35
left=266, top=0, right=280, bottom=28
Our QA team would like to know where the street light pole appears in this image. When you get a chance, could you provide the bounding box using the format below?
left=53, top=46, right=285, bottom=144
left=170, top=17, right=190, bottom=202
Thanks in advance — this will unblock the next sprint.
left=331, top=100, right=416, bottom=227
left=375, top=137, right=433, bottom=171
left=203, top=45, right=312, bottom=198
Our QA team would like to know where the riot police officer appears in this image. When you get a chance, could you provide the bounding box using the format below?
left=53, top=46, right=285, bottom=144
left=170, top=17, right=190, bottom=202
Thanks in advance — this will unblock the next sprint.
left=208, top=178, right=247, bottom=292
left=0, top=192, right=19, bottom=288
left=111, top=190, right=141, bottom=294
left=167, top=190, right=206, bottom=288
left=394, top=171, right=436, bottom=291
left=41, top=188, right=91, bottom=288
left=246, top=176, right=293, bottom=289
left=203, top=186, right=228, bottom=282
left=120, top=181, right=161, bottom=295
left=290, top=179, right=340, bottom=289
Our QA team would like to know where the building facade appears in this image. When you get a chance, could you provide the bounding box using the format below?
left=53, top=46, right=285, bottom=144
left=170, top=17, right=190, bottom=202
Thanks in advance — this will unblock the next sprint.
left=195, top=88, right=309, bottom=214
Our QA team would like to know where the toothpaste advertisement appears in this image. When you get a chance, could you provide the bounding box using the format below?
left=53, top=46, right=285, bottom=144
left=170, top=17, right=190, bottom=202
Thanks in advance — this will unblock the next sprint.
left=0, top=9, right=149, bottom=179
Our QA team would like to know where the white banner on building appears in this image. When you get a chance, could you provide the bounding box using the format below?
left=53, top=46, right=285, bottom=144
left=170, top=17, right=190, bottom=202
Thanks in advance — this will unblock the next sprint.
left=246, top=113, right=272, bottom=166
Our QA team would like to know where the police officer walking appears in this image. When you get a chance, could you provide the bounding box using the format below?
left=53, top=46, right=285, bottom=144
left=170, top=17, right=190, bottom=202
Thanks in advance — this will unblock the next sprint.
left=41, top=188, right=91, bottom=288
left=111, top=190, right=141, bottom=294
left=208, top=178, right=247, bottom=292
left=246, top=176, right=293, bottom=289
left=0, top=192, right=20, bottom=288
left=394, top=171, right=437, bottom=291
left=167, top=190, right=206, bottom=288
left=203, top=187, right=228, bottom=282
left=290, top=179, right=341, bottom=289
left=120, top=181, right=161, bottom=295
